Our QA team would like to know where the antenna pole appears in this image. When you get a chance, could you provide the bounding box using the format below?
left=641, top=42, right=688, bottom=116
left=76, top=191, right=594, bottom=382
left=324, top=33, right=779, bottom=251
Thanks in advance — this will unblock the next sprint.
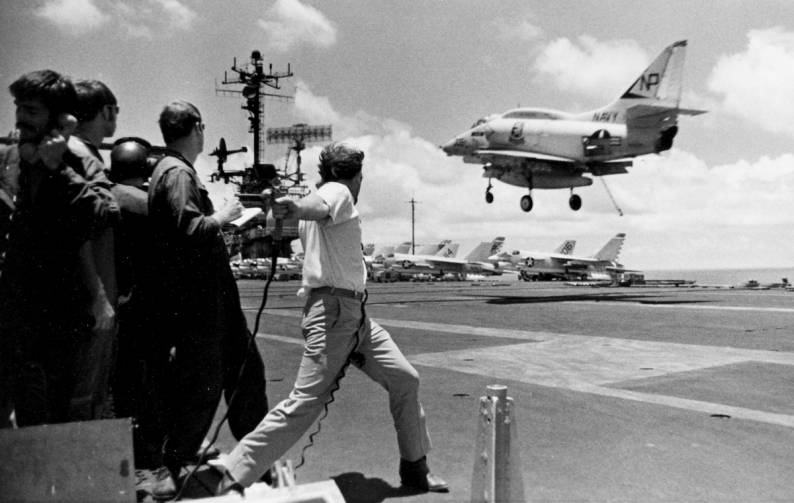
left=407, top=197, right=420, bottom=254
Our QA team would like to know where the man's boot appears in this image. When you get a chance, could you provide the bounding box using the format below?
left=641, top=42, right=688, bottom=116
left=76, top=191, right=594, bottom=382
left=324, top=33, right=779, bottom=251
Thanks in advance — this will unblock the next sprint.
left=149, top=465, right=178, bottom=501
left=399, top=456, right=449, bottom=493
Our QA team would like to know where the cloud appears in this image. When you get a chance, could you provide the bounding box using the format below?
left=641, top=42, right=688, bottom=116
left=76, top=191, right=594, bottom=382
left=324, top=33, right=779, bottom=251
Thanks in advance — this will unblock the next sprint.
left=532, top=36, right=649, bottom=102
left=35, top=0, right=109, bottom=35
left=112, top=0, right=197, bottom=39
left=257, top=0, right=337, bottom=52
left=708, top=27, right=794, bottom=138
left=294, top=81, right=341, bottom=125
left=151, top=0, right=197, bottom=31
left=35, top=0, right=197, bottom=38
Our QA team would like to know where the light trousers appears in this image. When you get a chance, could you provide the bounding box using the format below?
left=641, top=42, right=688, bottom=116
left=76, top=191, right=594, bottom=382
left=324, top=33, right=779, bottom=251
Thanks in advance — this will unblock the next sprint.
left=225, top=290, right=431, bottom=487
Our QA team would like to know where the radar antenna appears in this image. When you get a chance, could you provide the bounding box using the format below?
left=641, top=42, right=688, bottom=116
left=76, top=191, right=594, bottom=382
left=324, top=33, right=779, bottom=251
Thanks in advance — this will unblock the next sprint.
left=266, top=124, right=332, bottom=186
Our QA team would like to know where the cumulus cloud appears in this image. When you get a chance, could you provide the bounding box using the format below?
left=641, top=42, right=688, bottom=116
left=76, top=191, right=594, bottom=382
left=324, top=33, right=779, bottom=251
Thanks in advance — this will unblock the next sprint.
left=35, top=0, right=197, bottom=38
left=151, top=0, right=197, bottom=31
left=294, top=81, right=341, bottom=125
left=35, top=0, right=109, bottom=35
left=257, top=0, right=337, bottom=52
left=708, top=27, right=794, bottom=138
left=532, top=36, right=649, bottom=102
left=112, top=0, right=197, bottom=39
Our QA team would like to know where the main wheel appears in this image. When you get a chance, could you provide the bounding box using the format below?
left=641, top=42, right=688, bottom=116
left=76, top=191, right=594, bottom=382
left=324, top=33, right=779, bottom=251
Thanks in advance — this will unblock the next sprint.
left=520, top=194, right=533, bottom=212
left=569, top=194, right=582, bottom=211
left=485, top=191, right=494, bottom=204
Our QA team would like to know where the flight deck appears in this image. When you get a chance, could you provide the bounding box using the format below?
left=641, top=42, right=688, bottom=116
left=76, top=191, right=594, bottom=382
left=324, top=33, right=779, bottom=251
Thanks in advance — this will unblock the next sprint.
left=179, top=280, right=794, bottom=501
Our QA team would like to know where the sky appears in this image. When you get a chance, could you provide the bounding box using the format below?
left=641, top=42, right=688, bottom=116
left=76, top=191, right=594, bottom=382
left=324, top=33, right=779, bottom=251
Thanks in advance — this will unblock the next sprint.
left=1, top=0, right=793, bottom=270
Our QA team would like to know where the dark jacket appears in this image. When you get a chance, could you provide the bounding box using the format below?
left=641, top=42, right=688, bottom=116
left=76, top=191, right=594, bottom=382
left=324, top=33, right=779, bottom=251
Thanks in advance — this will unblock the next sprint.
left=0, top=144, right=117, bottom=344
left=146, top=153, right=243, bottom=334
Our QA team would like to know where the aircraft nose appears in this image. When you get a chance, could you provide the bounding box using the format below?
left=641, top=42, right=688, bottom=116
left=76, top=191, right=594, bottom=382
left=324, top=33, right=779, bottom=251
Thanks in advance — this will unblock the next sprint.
left=440, top=138, right=458, bottom=155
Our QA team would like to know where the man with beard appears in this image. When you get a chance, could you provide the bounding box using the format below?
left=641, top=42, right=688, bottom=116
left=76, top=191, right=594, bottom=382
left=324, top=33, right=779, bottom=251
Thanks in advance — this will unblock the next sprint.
left=0, top=69, right=117, bottom=426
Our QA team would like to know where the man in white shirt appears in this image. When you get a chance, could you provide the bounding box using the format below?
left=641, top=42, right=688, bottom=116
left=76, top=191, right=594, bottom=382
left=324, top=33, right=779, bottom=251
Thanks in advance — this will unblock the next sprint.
left=219, top=142, right=447, bottom=494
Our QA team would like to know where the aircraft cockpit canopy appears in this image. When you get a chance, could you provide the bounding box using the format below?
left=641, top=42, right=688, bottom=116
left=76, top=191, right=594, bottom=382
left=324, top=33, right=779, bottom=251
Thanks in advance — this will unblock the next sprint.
left=501, top=110, right=563, bottom=120
left=470, top=117, right=488, bottom=129
left=469, top=114, right=501, bottom=129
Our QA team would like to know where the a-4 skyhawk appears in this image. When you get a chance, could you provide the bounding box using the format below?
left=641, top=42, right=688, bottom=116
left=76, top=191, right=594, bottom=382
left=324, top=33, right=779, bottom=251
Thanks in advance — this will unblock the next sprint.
left=441, top=40, right=706, bottom=212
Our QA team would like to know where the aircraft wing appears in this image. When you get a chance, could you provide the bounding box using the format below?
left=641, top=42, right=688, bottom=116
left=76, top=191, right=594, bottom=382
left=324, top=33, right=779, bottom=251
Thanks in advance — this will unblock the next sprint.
left=474, top=149, right=577, bottom=164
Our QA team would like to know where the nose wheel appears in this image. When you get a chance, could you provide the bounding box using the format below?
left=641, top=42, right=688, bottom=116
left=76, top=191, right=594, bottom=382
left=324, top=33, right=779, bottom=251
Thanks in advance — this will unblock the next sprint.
left=485, top=179, right=494, bottom=204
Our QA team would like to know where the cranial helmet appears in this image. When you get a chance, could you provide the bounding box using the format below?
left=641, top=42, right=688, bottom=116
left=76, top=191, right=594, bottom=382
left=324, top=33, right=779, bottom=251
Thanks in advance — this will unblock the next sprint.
left=110, top=137, right=152, bottom=182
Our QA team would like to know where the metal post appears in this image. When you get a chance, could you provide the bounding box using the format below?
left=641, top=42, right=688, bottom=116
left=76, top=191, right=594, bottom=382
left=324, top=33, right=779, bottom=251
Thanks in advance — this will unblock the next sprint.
left=471, top=384, right=523, bottom=503
left=489, top=385, right=511, bottom=502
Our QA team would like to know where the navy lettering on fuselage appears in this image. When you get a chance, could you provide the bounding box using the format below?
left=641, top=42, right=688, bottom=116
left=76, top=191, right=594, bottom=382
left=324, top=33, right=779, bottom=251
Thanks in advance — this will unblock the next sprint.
left=592, top=111, right=620, bottom=122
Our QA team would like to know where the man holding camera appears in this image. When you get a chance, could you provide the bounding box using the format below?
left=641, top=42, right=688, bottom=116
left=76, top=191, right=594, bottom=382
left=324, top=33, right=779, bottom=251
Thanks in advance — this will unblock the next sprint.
left=218, top=142, right=448, bottom=495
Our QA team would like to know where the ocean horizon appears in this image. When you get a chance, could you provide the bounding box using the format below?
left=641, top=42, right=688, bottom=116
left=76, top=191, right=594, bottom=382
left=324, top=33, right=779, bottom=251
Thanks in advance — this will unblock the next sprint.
left=643, top=267, right=794, bottom=286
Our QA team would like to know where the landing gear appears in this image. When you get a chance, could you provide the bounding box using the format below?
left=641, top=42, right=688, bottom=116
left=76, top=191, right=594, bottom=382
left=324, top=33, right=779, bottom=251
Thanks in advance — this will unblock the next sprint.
left=520, top=194, right=533, bottom=212
left=485, top=179, right=494, bottom=204
left=569, top=193, right=582, bottom=211
left=520, top=175, right=534, bottom=213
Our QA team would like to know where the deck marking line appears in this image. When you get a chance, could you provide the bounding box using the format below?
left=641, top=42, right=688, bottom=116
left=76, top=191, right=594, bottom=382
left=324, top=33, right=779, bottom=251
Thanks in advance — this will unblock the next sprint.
left=566, top=300, right=794, bottom=314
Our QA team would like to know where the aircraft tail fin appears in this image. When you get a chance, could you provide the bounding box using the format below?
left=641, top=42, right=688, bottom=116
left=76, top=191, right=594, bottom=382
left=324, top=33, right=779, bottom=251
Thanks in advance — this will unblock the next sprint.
left=435, top=242, right=459, bottom=258
left=465, top=237, right=505, bottom=262
left=418, top=240, right=449, bottom=255
left=593, top=233, right=625, bottom=262
left=591, top=40, right=705, bottom=119
left=373, top=245, right=395, bottom=260
left=395, top=241, right=412, bottom=254
left=489, top=236, right=506, bottom=257
left=621, top=40, right=687, bottom=104
left=554, top=240, right=576, bottom=255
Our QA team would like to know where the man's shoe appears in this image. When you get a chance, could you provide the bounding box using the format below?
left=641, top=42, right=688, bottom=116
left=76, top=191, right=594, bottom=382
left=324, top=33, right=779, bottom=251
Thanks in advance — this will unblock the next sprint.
left=399, top=456, right=449, bottom=493
left=150, top=465, right=178, bottom=501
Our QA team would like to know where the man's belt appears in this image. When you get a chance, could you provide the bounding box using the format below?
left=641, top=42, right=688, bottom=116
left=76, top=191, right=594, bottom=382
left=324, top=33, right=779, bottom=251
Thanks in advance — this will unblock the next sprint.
left=312, top=286, right=365, bottom=300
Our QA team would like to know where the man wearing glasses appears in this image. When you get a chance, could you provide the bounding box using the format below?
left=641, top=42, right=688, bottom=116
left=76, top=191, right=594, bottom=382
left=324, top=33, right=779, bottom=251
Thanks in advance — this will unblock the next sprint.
left=68, top=79, right=122, bottom=421
left=144, top=100, right=270, bottom=499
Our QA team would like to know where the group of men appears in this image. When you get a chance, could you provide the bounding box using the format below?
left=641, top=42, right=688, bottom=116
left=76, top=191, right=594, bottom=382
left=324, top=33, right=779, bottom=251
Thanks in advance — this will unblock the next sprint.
left=0, top=69, right=446, bottom=500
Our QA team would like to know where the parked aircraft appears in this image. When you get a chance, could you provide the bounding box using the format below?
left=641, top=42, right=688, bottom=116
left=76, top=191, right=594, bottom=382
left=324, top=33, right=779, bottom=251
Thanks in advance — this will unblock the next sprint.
left=385, top=237, right=504, bottom=278
left=491, top=239, right=576, bottom=279
left=385, top=240, right=460, bottom=272
left=441, top=40, right=706, bottom=212
left=496, top=234, right=625, bottom=280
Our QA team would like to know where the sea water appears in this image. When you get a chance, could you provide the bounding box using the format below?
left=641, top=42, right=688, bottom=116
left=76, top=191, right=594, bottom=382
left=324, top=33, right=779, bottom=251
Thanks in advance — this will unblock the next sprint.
left=644, top=267, right=794, bottom=286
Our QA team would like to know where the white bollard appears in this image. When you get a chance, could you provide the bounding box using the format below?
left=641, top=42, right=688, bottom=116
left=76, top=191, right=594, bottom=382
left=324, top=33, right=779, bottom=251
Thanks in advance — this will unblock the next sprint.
left=471, top=384, right=525, bottom=503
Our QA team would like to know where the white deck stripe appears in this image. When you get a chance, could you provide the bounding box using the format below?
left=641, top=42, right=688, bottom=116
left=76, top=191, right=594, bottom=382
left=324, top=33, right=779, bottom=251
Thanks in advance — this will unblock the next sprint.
left=567, top=300, right=794, bottom=314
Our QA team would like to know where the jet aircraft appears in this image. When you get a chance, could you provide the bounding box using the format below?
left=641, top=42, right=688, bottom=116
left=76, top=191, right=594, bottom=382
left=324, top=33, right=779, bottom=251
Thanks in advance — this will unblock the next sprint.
left=441, top=40, right=706, bottom=212
left=384, top=237, right=504, bottom=278
left=495, top=234, right=625, bottom=280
